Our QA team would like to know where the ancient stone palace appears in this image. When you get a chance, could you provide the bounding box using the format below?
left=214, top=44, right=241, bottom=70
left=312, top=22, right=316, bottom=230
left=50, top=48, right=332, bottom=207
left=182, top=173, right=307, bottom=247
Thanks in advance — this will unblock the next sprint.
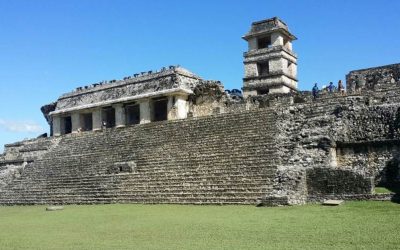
left=0, top=17, right=399, bottom=205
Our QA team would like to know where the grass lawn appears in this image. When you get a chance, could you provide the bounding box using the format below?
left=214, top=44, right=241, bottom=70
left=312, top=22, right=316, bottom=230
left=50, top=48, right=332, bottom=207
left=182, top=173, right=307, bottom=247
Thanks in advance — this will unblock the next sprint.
left=0, top=201, right=399, bottom=250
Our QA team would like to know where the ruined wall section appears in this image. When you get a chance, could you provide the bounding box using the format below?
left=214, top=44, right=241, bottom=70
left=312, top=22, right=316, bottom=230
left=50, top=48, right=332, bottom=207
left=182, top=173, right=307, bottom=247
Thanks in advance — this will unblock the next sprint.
left=0, top=138, right=59, bottom=189
left=189, top=81, right=227, bottom=117
left=264, top=90, right=400, bottom=204
left=189, top=81, right=246, bottom=117
left=346, top=63, right=400, bottom=94
left=334, top=103, right=400, bottom=194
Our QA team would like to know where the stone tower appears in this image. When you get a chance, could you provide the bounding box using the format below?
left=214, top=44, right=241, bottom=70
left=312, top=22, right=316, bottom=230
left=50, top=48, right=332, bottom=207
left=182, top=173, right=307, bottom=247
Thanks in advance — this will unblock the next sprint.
left=242, top=17, right=298, bottom=97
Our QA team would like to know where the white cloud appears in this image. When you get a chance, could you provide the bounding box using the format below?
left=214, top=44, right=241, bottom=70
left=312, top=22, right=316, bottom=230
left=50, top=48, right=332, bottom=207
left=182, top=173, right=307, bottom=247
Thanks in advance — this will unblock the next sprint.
left=0, top=119, right=44, bottom=133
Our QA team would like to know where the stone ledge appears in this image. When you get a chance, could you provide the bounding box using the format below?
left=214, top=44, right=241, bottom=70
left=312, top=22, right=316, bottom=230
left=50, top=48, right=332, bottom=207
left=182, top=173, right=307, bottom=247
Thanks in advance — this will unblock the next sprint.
left=307, top=193, right=395, bottom=202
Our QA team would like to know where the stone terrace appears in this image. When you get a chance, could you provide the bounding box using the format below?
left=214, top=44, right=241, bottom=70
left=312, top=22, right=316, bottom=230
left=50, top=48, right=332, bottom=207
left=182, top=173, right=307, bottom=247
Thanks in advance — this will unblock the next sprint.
left=0, top=108, right=280, bottom=205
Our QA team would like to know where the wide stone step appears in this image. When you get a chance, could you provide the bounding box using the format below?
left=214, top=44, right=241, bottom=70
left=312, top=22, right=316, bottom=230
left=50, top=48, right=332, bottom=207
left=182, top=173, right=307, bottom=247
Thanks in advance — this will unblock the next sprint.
left=20, top=166, right=278, bottom=179
left=0, top=197, right=262, bottom=205
left=0, top=192, right=267, bottom=203
left=5, top=179, right=273, bottom=192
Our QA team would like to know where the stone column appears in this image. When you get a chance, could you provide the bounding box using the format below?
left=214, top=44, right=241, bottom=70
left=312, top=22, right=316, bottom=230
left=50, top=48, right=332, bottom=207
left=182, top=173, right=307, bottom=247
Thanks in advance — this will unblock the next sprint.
left=92, top=109, right=102, bottom=131
left=60, top=116, right=66, bottom=134
left=139, top=99, right=151, bottom=124
left=248, top=37, right=258, bottom=51
left=71, top=112, right=81, bottom=134
left=271, top=32, right=284, bottom=46
left=167, top=96, right=174, bottom=120
left=114, top=104, right=126, bottom=128
left=285, top=41, right=293, bottom=51
left=175, top=95, right=188, bottom=119
left=52, top=115, right=61, bottom=136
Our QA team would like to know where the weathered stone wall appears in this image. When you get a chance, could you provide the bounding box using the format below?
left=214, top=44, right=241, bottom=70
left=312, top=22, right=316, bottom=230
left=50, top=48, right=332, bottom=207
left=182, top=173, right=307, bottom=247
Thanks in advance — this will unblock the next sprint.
left=336, top=143, right=400, bottom=187
left=306, top=168, right=373, bottom=195
left=346, top=63, right=400, bottom=93
left=189, top=81, right=246, bottom=117
left=0, top=138, right=59, bottom=189
left=258, top=87, right=400, bottom=204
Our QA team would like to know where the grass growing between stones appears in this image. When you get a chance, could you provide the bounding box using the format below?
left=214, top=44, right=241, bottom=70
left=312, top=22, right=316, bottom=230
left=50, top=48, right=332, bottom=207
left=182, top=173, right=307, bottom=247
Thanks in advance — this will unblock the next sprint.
left=0, top=201, right=399, bottom=250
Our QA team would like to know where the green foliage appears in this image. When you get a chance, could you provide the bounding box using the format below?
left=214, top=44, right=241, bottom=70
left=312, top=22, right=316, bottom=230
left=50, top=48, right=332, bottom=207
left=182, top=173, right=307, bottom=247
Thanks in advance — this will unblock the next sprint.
left=0, top=202, right=399, bottom=250
left=374, top=187, right=393, bottom=194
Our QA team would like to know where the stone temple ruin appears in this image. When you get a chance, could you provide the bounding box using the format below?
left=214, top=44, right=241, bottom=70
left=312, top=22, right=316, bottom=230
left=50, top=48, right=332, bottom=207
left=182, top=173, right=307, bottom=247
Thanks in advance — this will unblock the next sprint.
left=0, top=17, right=399, bottom=205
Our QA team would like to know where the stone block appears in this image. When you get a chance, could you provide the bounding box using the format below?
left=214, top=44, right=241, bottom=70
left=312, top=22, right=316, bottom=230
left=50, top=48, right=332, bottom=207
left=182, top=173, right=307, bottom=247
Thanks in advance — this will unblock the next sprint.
left=46, top=206, right=64, bottom=211
left=322, top=200, right=344, bottom=206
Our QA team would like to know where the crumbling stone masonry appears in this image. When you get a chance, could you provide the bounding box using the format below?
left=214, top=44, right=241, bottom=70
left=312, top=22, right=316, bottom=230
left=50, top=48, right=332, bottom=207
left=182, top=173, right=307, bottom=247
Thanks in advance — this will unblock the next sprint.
left=0, top=17, right=399, bottom=206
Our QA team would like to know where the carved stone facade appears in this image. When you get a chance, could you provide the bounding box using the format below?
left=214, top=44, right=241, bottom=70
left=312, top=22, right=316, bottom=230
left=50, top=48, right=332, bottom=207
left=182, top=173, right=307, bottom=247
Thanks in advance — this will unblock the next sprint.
left=45, top=66, right=205, bottom=136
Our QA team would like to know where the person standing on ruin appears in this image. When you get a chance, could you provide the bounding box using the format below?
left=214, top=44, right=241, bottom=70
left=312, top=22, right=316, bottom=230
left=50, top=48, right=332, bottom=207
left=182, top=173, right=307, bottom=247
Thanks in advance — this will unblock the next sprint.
left=312, top=83, right=319, bottom=99
left=328, top=82, right=334, bottom=93
left=338, top=80, right=345, bottom=95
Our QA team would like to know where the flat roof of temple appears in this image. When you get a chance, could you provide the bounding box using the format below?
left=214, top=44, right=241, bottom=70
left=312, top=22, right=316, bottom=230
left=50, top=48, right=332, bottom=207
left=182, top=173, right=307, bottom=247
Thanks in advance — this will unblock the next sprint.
left=58, top=66, right=201, bottom=100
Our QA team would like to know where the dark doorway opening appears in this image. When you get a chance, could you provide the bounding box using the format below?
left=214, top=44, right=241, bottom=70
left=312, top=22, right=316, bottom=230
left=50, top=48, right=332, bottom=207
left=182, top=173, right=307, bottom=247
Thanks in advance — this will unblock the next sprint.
left=126, top=104, right=140, bottom=125
left=81, top=113, right=93, bottom=131
left=63, top=116, right=72, bottom=134
left=102, top=107, right=116, bottom=128
left=152, top=98, right=168, bottom=122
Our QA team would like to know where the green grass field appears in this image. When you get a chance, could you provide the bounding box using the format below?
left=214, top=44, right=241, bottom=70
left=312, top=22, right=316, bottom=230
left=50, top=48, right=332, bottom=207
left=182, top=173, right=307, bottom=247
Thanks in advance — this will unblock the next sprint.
left=0, top=201, right=399, bottom=250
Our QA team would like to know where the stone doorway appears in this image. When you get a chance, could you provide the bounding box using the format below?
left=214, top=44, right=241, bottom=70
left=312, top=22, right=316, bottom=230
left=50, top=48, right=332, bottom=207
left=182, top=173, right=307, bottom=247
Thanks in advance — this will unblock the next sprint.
left=81, top=113, right=93, bottom=131
left=63, top=116, right=72, bottom=134
left=102, top=107, right=116, bottom=128
left=152, top=98, right=168, bottom=122
left=125, top=103, right=140, bottom=125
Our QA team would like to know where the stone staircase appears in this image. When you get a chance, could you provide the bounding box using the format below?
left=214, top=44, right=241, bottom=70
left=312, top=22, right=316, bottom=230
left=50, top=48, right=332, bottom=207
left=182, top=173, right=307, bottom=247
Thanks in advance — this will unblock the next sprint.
left=0, top=108, right=280, bottom=205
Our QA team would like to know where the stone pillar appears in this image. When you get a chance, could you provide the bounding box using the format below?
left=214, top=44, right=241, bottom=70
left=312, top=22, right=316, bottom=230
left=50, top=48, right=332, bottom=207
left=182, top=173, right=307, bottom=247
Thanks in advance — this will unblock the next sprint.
left=175, top=95, right=188, bottom=119
left=71, top=112, right=81, bottom=133
left=167, top=96, right=174, bottom=120
left=92, top=109, right=102, bottom=131
left=52, top=115, right=61, bottom=136
left=139, top=99, right=151, bottom=124
left=248, top=38, right=258, bottom=51
left=244, top=63, right=258, bottom=78
left=285, top=41, right=292, bottom=51
left=271, top=32, right=284, bottom=46
left=114, top=104, right=126, bottom=128
left=269, top=57, right=285, bottom=74
left=60, top=117, right=66, bottom=134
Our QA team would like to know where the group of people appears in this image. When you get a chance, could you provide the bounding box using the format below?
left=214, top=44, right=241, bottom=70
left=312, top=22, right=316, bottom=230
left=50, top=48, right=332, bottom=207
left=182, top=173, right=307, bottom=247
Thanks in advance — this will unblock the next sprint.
left=312, top=80, right=345, bottom=99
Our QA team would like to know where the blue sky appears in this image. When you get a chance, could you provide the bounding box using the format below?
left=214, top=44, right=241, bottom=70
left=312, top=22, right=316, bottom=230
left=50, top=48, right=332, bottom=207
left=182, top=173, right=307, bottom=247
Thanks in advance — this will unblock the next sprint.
left=0, top=0, right=399, bottom=151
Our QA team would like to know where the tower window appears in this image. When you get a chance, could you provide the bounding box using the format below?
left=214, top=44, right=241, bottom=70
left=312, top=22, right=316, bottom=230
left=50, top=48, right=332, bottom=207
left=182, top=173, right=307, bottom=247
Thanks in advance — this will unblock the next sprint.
left=257, top=89, right=269, bottom=95
left=257, top=62, right=269, bottom=76
left=257, top=36, right=271, bottom=49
